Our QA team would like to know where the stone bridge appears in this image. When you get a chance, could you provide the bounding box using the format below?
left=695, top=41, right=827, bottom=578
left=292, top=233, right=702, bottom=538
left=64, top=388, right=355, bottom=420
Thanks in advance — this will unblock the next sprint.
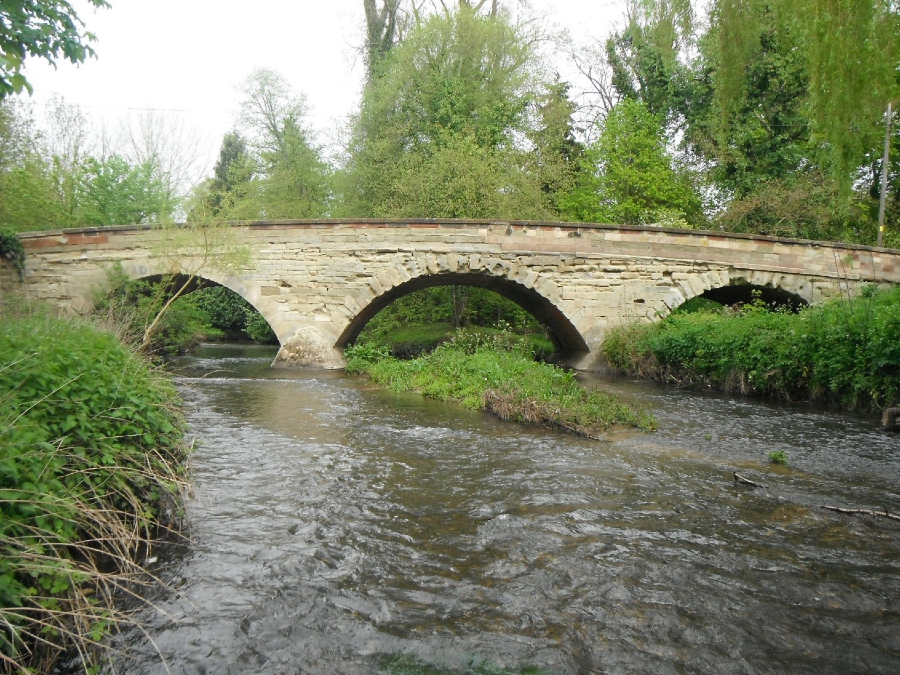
left=2, top=219, right=899, bottom=369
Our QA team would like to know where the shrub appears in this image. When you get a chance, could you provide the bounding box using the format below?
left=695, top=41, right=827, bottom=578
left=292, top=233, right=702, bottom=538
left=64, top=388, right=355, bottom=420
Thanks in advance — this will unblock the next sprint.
left=602, top=286, right=900, bottom=410
left=768, top=450, right=788, bottom=465
left=0, top=314, right=188, bottom=673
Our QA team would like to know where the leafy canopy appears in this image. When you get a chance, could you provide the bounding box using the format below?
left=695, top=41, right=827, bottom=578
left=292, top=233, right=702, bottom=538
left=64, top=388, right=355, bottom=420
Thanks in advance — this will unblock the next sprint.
left=564, top=98, right=703, bottom=226
left=0, top=1, right=110, bottom=98
left=343, top=5, right=554, bottom=219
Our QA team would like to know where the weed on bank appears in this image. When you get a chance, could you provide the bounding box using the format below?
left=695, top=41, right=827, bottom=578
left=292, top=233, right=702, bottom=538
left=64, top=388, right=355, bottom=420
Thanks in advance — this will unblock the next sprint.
left=0, top=313, right=188, bottom=673
left=602, top=286, right=900, bottom=410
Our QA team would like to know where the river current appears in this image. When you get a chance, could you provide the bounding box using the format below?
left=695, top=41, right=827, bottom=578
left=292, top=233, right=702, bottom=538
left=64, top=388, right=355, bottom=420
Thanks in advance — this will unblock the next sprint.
left=104, top=344, right=899, bottom=674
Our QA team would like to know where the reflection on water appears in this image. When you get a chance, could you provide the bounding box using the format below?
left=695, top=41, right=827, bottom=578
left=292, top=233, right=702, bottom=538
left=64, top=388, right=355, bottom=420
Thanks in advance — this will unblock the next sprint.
left=106, top=344, right=899, bottom=674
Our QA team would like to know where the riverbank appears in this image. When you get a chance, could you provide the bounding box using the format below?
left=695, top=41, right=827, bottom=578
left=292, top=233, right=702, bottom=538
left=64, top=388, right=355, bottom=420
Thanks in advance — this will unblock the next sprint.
left=347, top=330, right=657, bottom=436
left=0, top=312, right=188, bottom=673
left=602, top=286, right=900, bottom=411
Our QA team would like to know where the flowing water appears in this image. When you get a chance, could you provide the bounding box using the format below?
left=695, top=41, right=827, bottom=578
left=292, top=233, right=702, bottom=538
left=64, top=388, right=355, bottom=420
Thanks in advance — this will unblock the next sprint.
left=105, top=344, right=899, bottom=674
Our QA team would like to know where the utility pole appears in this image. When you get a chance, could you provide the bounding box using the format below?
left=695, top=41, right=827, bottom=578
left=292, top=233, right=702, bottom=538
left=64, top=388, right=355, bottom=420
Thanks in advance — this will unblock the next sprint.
left=877, top=102, right=892, bottom=248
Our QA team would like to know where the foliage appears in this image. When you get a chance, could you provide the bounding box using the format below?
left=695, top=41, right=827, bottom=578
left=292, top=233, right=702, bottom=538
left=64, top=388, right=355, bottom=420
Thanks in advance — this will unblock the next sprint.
left=207, top=69, right=331, bottom=221
left=0, top=1, right=110, bottom=97
left=768, top=449, right=788, bottom=465
left=712, top=171, right=875, bottom=243
left=563, top=98, right=703, bottom=226
left=92, top=265, right=277, bottom=355
left=341, top=5, right=554, bottom=219
left=75, top=155, right=175, bottom=226
left=191, top=285, right=277, bottom=344
left=0, top=98, right=178, bottom=231
left=596, top=0, right=899, bottom=242
left=0, top=313, right=187, bottom=673
left=0, top=226, right=24, bottom=278
left=711, top=0, right=899, bottom=187
left=356, top=286, right=551, bottom=358
left=347, top=330, right=656, bottom=435
left=91, top=263, right=214, bottom=355
left=0, top=154, right=71, bottom=233
left=602, top=286, right=900, bottom=410
left=138, top=206, right=252, bottom=350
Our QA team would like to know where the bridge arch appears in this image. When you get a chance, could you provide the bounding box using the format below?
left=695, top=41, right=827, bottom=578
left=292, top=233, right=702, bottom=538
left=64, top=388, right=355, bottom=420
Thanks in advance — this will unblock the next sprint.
left=124, top=267, right=282, bottom=345
left=336, top=270, right=589, bottom=356
left=654, top=268, right=816, bottom=318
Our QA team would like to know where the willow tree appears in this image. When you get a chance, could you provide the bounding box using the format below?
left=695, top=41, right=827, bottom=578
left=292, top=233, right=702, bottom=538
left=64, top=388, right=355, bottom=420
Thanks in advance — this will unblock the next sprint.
left=712, top=0, right=899, bottom=189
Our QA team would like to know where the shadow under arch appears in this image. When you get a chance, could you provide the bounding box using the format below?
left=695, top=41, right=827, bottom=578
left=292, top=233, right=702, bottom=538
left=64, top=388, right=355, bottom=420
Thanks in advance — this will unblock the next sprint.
left=336, top=272, right=589, bottom=357
left=131, top=272, right=280, bottom=342
left=698, top=282, right=809, bottom=311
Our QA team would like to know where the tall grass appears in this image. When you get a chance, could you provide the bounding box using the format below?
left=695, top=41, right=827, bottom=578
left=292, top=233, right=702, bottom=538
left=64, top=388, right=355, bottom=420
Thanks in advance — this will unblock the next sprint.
left=602, top=286, right=900, bottom=410
left=347, top=330, right=656, bottom=436
left=0, top=312, right=188, bottom=673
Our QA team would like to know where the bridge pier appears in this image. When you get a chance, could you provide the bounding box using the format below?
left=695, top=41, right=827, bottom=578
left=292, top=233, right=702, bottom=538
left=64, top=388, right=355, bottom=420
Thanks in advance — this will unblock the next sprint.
left=272, top=325, right=346, bottom=369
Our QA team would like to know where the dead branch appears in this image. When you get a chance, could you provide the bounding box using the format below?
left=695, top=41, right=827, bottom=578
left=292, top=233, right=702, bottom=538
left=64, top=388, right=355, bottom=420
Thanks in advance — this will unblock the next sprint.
left=821, top=505, right=900, bottom=522
left=733, top=472, right=766, bottom=489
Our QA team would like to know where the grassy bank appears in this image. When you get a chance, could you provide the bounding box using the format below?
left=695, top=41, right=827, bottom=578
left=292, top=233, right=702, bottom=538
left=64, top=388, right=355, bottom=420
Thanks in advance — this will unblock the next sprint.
left=0, top=313, right=188, bottom=673
left=602, top=286, right=900, bottom=410
left=347, top=331, right=656, bottom=436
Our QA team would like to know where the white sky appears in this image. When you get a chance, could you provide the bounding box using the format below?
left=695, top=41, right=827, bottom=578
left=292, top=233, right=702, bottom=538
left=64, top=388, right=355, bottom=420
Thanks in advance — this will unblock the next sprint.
left=22, top=0, right=626, bottom=180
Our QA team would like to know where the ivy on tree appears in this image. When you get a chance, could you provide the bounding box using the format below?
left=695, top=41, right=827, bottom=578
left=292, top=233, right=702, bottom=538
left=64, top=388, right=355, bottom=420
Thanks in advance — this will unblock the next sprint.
left=0, top=0, right=110, bottom=97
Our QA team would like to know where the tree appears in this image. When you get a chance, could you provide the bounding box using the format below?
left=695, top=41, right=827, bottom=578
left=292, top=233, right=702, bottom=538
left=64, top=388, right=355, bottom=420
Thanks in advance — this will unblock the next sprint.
left=711, top=0, right=899, bottom=187
left=74, top=155, right=174, bottom=226
left=140, top=203, right=251, bottom=350
left=363, top=0, right=402, bottom=81
left=117, top=108, right=206, bottom=207
left=0, top=0, right=110, bottom=97
left=527, top=80, right=585, bottom=216
left=563, top=98, right=703, bottom=226
left=219, top=68, right=331, bottom=219
left=343, top=5, right=553, bottom=219
left=0, top=97, right=70, bottom=231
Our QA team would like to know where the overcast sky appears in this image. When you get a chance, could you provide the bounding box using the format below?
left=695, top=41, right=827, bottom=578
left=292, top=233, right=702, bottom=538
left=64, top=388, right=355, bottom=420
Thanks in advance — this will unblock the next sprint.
left=23, top=0, right=626, bottom=178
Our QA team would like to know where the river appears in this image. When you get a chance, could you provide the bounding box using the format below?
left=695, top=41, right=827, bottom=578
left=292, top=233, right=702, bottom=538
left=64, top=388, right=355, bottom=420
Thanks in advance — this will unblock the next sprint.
left=103, top=343, right=899, bottom=674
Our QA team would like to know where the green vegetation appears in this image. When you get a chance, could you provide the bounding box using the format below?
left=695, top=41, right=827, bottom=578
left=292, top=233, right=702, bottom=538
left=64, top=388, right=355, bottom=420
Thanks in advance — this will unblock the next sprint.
left=1, top=2, right=898, bottom=244
left=562, top=98, right=703, bottom=226
left=0, top=1, right=110, bottom=98
left=768, top=450, right=788, bottom=465
left=92, top=264, right=277, bottom=356
left=348, top=288, right=649, bottom=438
left=0, top=311, right=187, bottom=673
left=600, top=0, right=899, bottom=243
left=0, top=228, right=24, bottom=278
left=356, top=286, right=554, bottom=359
left=339, top=6, right=561, bottom=220
left=348, top=330, right=657, bottom=437
left=602, top=286, right=900, bottom=411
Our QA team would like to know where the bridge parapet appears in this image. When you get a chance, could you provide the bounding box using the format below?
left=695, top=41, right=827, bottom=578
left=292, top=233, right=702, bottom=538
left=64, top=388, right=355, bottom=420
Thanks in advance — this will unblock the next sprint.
left=4, top=220, right=899, bottom=369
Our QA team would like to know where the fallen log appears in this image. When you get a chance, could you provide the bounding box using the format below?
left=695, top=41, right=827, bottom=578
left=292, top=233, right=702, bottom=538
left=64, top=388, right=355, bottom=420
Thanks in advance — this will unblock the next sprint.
left=821, top=505, right=900, bottom=521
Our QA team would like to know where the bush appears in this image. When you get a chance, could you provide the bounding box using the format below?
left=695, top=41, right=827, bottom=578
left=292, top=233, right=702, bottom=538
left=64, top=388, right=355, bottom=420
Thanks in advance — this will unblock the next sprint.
left=0, top=315, right=188, bottom=673
left=602, top=286, right=900, bottom=410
